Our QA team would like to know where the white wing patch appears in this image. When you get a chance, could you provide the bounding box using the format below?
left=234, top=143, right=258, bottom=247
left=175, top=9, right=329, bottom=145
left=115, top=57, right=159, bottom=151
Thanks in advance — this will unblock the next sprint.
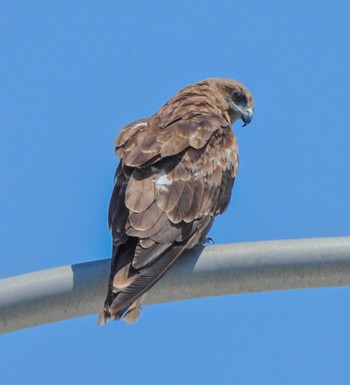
left=132, top=122, right=148, bottom=129
left=154, top=171, right=173, bottom=192
left=192, top=169, right=200, bottom=179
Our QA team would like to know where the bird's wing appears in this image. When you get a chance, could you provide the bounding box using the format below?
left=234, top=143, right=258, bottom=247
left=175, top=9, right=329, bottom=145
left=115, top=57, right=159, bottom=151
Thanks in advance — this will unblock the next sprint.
left=100, top=111, right=238, bottom=323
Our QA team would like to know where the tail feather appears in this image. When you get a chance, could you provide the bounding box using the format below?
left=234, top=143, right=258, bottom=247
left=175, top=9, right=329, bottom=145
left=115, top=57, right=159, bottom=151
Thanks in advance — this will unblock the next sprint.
left=98, top=215, right=214, bottom=325
left=110, top=244, right=186, bottom=319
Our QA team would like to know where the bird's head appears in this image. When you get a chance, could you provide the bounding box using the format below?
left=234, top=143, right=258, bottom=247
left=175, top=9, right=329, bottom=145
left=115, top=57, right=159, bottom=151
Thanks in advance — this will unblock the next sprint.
left=228, top=85, right=254, bottom=127
left=208, top=78, right=255, bottom=127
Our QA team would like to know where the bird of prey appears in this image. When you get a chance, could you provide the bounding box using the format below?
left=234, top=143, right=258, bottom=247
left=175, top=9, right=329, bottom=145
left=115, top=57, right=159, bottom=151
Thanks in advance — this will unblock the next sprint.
left=99, top=78, right=254, bottom=325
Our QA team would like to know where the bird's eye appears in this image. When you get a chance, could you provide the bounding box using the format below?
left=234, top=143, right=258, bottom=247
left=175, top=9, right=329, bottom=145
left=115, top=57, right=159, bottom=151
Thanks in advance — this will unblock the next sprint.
left=231, top=90, right=247, bottom=105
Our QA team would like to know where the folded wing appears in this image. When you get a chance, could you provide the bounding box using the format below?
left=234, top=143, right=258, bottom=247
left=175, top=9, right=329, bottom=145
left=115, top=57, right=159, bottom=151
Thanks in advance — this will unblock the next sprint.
left=99, top=96, right=239, bottom=324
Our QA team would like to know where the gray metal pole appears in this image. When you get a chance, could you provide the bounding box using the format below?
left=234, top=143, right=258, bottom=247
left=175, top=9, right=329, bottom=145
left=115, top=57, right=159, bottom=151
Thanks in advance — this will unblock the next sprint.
left=1, top=237, right=350, bottom=334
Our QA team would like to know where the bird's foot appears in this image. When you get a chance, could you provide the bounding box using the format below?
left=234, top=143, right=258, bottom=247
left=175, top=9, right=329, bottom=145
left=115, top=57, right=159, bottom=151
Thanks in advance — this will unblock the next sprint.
left=201, top=237, right=215, bottom=246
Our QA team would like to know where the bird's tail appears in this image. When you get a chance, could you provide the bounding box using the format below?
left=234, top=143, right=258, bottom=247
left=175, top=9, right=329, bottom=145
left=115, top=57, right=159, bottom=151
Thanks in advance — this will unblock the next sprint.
left=98, top=233, right=197, bottom=325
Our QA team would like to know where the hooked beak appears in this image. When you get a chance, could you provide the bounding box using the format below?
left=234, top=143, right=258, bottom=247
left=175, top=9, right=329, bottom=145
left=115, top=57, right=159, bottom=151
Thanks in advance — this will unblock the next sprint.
left=241, top=109, right=253, bottom=127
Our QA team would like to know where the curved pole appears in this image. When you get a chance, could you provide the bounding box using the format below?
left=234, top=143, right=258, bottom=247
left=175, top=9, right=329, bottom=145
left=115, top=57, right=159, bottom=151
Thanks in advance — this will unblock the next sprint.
left=1, top=237, right=350, bottom=334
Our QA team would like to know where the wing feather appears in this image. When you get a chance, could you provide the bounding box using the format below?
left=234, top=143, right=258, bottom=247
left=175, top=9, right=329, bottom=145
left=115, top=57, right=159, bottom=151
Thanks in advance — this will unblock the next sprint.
left=129, top=202, right=162, bottom=231
left=155, top=179, right=185, bottom=213
left=167, top=182, right=195, bottom=223
left=132, top=242, right=172, bottom=270
left=126, top=212, right=169, bottom=239
left=125, top=169, right=155, bottom=213
left=184, top=178, right=204, bottom=222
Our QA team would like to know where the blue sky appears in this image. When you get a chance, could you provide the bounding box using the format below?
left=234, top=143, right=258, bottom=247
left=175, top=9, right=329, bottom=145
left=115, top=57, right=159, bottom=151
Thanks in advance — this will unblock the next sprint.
left=1, top=1, right=350, bottom=384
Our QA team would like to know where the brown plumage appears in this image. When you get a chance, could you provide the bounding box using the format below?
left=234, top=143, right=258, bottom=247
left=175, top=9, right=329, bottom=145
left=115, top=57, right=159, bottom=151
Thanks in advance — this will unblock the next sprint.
left=99, top=78, right=254, bottom=325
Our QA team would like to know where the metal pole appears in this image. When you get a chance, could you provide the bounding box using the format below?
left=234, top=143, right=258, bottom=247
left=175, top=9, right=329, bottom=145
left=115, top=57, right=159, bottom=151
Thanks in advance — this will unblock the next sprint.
left=1, top=237, right=350, bottom=334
